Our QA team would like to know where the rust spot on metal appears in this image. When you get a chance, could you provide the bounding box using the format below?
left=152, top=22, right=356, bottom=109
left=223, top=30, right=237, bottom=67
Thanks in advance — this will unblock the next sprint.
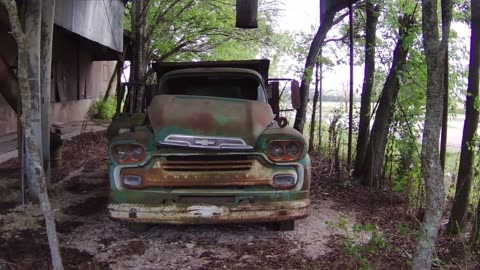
left=147, top=95, right=274, bottom=145
left=121, top=158, right=274, bottom=189
left=108, top=200, right=310, bottom=224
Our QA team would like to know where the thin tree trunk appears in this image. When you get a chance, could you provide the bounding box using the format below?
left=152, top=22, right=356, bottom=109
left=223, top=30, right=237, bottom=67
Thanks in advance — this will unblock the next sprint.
left=105, top=42, right=129, bottom=102
left=308, top=60, right=320, bottom=153
left=293, top=4, right=351, bottom=133
left=353, top=1, right=379, bottom=177
left=103, top=61, right=119, bottom=101
left=0, top=0, right=64, bottom=269
left=347, top=3, right=354, bottom=172
left=133, top=0, right=147, bottom=112
left=412, top=0, right=452, bottom=268
left=115, top=60, right=124, bottom=115
left=473, top=194, right=480, bottom=242
left=447, top=0, right=479, bottom=234
left=360, top=14, right=415, bottom=187
left=440, top=48, right=448, bottom=170
left=318, top=56, right=323, bottom=149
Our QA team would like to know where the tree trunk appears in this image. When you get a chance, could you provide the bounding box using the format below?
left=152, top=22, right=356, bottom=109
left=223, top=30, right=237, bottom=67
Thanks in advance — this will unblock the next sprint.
left=353, top=1, right=379, bottom=177
left=347, top=3, right=354, bottom=172
left=24, top=0, right=43, bottom=201
left=473, top=194, right=480, bottom=242
left=308, top=60, right=320, bottom=152
left=360, top=15, right=414, bottom=187
left=447, top=0, right=479, bottom=234
left=412, top=0, right=452, bottom=268
left=294, top=1, right=359, bottom=133
left=293, top=7, right=339, bottom=133
left=1, top=0, right=64, bottom=269
left=40, top=0, right=55, bottom=184
left=440, top=48, right=448, bottom=170
left=133, top=0, right=147, bottom=112
left=317, top=56, right=323, bottom=149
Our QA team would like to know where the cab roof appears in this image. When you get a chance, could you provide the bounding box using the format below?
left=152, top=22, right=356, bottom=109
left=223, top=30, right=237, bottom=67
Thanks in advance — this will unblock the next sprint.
left=152, top=59, right=270, bottom=83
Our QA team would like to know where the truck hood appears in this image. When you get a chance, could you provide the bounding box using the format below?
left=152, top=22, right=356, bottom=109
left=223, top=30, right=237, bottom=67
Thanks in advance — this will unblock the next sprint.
left=147, top=95, right=274, bottom=149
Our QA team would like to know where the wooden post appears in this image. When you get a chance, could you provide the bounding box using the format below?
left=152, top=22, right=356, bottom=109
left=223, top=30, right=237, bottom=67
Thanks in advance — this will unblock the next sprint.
left=41, top=0, right=55, bottom=184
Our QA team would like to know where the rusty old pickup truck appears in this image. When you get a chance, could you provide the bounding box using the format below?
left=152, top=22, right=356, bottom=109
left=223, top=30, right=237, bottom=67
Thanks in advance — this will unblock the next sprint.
left=107, top=59, right=311, bottom=230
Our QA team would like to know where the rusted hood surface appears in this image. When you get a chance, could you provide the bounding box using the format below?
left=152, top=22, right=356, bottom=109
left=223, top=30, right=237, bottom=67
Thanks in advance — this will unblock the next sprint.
left=147, top=95, right=274, bottom=147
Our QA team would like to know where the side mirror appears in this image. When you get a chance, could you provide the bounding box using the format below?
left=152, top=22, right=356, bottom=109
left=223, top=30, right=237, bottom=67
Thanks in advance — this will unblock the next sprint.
left=236, top=0, right=258, bottom=29
left=291, top=79, right=301, bottom=110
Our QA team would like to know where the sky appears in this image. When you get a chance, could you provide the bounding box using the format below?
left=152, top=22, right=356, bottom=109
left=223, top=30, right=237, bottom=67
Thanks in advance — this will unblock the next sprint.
left=281, top=0, right=320, bottom=32
left=279, top=0, right=364, bottom=94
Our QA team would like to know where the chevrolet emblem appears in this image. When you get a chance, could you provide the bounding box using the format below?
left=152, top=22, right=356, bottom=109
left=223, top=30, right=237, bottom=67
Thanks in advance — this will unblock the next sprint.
left=194, top=139, right=216, bottom=146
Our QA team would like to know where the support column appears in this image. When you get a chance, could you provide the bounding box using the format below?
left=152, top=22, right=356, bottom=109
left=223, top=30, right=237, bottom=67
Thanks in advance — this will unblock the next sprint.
left=24, top=0, right=43, bottom=201
left=41, top=0, right=55, bottom=184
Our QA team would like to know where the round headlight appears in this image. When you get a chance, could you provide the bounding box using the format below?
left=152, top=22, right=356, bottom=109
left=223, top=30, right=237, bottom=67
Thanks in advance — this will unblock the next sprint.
left=115, top=145, right=129, bottom=161
left=286, top=142, right=300, bottom=158
left=269, top=142, right=285, bottom=159
left=130, top=145, right=145, bottom=160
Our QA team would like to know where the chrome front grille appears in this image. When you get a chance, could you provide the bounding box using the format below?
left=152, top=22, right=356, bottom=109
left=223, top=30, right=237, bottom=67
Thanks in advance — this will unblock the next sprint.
left=159, top=134, right=253, bottom=150
left=124, top=155, right=273, bottom=187
left=161, top=159, right=254, bottom=172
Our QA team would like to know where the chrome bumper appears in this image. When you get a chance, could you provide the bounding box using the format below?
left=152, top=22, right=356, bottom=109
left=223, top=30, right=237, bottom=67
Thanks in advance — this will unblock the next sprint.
left=108, top=199, right=309, bottom=224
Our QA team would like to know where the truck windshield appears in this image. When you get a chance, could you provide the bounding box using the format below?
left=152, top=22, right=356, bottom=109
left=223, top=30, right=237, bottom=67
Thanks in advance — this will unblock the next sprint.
left=159, top=74, right=265, bottom=101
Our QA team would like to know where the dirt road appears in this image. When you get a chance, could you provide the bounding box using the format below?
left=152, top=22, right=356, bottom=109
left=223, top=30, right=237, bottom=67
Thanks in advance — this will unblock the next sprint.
left=0, top=132, right=357, bottom=270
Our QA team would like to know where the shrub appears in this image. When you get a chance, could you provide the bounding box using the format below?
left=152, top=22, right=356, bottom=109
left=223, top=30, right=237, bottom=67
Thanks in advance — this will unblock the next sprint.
left=94, top=97, right=116, bottom=119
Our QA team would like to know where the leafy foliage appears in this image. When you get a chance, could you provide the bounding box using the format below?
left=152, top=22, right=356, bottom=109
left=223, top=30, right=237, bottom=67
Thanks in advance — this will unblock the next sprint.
left=125, top=0, right=284, bottom=63
left=327, top=217, right=388, bottom=270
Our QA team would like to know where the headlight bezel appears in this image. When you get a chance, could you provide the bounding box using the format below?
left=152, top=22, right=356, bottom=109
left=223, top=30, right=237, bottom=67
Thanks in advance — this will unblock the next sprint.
left=112, top=144, right=146, bottom=164
left=267, top=140, right=303, bottom=162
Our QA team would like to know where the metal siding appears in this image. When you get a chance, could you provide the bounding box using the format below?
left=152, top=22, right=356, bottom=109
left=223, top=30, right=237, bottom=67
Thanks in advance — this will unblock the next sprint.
left=54, top=0, right=74, bottom=32
left=54, top=0, right=123, bottom=52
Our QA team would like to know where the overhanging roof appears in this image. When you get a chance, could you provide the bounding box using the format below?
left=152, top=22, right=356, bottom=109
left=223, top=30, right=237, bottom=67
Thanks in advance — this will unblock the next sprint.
left=55, top=0, right=124, bottom=53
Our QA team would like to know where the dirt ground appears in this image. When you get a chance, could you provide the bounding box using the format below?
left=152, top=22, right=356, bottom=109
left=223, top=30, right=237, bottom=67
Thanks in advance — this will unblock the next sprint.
left=0, top=131, right=479, bottom=270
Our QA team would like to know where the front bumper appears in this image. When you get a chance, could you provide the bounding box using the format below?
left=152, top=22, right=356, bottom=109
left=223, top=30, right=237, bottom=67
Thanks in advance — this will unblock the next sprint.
left=108, top=199, right=309, bottom=224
